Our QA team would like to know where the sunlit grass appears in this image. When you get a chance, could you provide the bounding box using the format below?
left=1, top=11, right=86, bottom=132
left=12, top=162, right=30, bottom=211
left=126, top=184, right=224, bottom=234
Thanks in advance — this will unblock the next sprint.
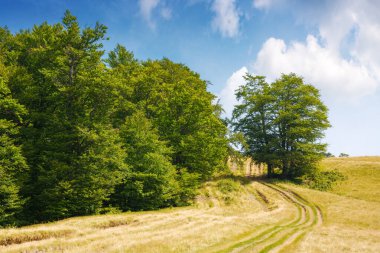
left=0, top=179, right=293, bottom=253
left=280, top=156, right=380, bottom=252
left=321, top=156, right=380, bottom=202
left=1, top=157, right=379, bottom=252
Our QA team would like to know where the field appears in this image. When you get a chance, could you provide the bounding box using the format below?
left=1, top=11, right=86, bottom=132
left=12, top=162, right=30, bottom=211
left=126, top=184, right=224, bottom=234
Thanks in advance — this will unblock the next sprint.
left=1, top=157, right=379, bottom=253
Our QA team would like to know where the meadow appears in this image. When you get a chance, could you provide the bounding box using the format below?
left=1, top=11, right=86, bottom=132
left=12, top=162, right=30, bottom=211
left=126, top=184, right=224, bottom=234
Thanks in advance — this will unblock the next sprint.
left=1, top=157, right=379, bottom=253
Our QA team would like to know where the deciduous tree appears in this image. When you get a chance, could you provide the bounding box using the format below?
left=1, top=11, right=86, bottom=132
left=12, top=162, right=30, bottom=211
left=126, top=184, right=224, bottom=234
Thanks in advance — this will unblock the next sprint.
left=0, top=57, right=28, bottom=225
left=233, top=73, right=330, bottom=178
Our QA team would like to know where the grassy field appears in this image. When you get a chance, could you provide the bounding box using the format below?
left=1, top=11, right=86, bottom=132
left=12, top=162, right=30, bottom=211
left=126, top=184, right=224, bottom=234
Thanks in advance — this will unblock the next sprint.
left=1, top=157, right=379, bottom=252
left=321, top=156, right=380, bottom=202
left=279, top=156, right=380, bottom=252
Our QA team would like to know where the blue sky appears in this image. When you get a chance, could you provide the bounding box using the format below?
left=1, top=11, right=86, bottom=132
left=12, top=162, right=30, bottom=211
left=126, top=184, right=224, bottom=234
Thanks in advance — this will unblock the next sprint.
left=1, top=0, right=379, bottom=156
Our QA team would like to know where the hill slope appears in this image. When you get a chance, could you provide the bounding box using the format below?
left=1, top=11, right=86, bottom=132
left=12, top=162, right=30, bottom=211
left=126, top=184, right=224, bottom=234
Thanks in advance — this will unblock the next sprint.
left=1, top=157, right=380, bottom=253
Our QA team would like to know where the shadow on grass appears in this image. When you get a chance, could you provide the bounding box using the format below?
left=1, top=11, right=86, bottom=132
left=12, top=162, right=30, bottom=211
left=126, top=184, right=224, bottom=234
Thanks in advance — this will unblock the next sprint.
left=211, top=173, right=292, bottom=186
left=212, top=171, right=346, bottom=193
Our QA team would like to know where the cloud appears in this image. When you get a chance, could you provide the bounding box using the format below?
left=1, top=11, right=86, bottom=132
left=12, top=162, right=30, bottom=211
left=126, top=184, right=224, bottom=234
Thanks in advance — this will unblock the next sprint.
left=253, top=0, right=280, bottom=10
left=139, top=0, right=160, bottom=28
left=249, top=0, right=380, bottom=101
left=160, top=6, right=172, bottom=20
left=218, top=66, right=248, bottom=117
left=139, top=0, right=171, bottom=28
left=252, top=35, right=378, bottom=100
left=211, top=0, right=240, bottom=38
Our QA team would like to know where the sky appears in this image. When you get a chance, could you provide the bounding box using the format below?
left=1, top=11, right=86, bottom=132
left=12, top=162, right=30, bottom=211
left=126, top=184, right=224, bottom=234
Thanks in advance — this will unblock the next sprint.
left=1, top=0, right=379, bottom=156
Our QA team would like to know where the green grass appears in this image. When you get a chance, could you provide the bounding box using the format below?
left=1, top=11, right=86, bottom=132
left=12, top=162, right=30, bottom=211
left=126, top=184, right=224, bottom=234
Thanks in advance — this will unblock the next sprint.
left=321, top=156, right=380, bottom=202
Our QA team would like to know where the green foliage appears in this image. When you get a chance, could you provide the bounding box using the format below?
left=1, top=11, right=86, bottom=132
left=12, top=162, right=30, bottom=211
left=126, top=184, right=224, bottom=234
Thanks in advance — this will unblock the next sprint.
left=0, top=58, right=28, bottom=226
left=129, top=59, right=228, bottom=180
left=299, top=169, right=346, bottom=191
left=111, top=111, right=179, bottom=211
left=176, top=168, right=200, bottom=206
left=323, top=152, right=335, bottom=158
left=227, top=131, right=248, bottom=164
left=0, top=11, right=228, bottom=225
left=216, top=179, right=240, bottom=194
left=339, top=153, right=349, bottom=157
left=232, top=73, right=330, bottom=179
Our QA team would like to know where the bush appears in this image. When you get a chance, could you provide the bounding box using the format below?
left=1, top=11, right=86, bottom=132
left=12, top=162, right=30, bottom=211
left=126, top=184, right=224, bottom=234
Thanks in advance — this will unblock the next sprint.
left=175, top=169, right=200, bottom=206
left=299, top=169, right=346, bottom=191
left=216, top=179, right=240, bottom=194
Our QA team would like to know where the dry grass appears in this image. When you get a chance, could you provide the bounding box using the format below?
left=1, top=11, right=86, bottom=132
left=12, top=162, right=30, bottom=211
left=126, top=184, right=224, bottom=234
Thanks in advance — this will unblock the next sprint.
left=0, top=180, right=294, bottom=253
left=280, top=156, right=380, bottom=252
left=1, top=157, right=379, bottom=252
left=0, top=229, right=74, bottom=246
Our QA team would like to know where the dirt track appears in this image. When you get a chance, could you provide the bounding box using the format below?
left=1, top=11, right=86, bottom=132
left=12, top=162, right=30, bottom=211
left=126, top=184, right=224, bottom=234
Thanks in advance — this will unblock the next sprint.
left=210, top=182, right=322, bottom=253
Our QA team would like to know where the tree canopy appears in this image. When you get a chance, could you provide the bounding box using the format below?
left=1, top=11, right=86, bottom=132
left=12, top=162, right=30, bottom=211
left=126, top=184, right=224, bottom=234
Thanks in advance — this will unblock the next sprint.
left=232, top=73, right=330, bottom=179
left=0, top=11, right=228, bottom=225
left=0, top=53, right=28, bottom=225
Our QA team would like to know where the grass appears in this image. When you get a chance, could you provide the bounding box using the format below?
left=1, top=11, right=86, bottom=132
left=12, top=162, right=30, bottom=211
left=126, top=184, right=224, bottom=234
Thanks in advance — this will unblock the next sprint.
left=0, top=179, right=294, bottom=253
left=279, top=156, right=380, bottom=252
left=320, top=156, right=380, bottom=202
left=0, top=229, right=74, bottom=246
left=1, top=157, right=379, bottom=252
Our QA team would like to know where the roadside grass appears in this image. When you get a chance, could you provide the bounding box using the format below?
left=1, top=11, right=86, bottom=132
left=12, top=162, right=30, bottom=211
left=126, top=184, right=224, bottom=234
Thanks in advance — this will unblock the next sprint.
left=0, top=177, right=294, bottom=253
left=278, top=156, right=380, bottom=252
left=281, top=184, right=380, bottom=252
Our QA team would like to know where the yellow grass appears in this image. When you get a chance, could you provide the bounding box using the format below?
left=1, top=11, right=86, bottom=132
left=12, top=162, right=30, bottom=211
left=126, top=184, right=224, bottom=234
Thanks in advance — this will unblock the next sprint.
left=1, top=157, right=379, bottom=252
left=320, top=156, right=380, bottom=202
left=0, top=180, right=295, bottom=253
left=280, top=156, right=380, bottom=252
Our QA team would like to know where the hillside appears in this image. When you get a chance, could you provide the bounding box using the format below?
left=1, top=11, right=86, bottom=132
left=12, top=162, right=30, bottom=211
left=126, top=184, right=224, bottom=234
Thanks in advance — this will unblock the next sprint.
left=1, top=157, right=379, bottom=253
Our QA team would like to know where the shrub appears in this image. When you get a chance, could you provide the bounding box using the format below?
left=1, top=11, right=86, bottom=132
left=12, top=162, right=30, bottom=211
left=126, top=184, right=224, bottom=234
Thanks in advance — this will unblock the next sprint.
left=216, top=179, right=240, bottom=194
left=300, top=169, right=346, bottom=191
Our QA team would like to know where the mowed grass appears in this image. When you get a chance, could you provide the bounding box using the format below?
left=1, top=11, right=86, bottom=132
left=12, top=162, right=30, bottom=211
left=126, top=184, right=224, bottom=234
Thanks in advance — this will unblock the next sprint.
left=281, top=156, right=380, bottom=252
left=0, top=178, right=294, bottom=253
left=1, top=157, right=379, bottom=252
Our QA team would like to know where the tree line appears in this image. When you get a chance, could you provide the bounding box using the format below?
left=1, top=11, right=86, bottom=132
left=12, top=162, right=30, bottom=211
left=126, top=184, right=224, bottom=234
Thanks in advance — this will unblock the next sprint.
left=0, top=11, right=228, bottom=225
left=0, top=11, right=330, bottom=227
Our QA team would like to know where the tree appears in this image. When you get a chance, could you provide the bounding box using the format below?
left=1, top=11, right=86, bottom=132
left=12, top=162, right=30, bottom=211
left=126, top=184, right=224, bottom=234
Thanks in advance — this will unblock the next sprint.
left=132, top=59, right=229, bottom=180
left=0, top=12, right=230, bottom=224
left=111, top=110, right=179, bottom=211
left=324, top=152, right=334, bottom=158
left=232, top=75, right=277, bottom=176
left=0, top=57, right=28, bottom=225
left=106, top=55, right=229, bottom=181
left=339, top=153, right=349, bottom=157
left=233, top=73, right=330, bottom=179
left=6, top=11, right=129, bottom=222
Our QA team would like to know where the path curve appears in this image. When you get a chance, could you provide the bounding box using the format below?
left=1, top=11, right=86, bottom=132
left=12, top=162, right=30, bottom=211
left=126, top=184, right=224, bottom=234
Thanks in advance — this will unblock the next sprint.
left=211, top=182, right=322, bottom=253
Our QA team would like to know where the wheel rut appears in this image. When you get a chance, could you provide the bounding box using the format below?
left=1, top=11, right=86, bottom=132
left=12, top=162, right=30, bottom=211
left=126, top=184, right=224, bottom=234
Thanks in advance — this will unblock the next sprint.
left=210, top=182, right=322, bottom=253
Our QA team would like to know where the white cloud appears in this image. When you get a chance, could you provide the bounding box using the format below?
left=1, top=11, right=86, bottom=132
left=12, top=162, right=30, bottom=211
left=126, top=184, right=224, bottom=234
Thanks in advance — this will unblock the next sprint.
left=138, top=0, right=172, bottom=28
left=160, top=7, right=172, bottom=20
left=249, top=0, right=380, bottom=101
left=211, top=0, right=240, bottom=38
left=218, top=66, right=248, bottom=117
left=252, top=35, right=378, bottom=100
left=139, top=0, right=160, bottom=28
left=253, top=0, right=279, bottom=10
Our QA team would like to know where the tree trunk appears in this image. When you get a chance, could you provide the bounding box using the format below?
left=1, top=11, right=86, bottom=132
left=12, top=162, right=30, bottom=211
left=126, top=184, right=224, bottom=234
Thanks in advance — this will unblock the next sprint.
left=267, top=163, right=273, bottom=177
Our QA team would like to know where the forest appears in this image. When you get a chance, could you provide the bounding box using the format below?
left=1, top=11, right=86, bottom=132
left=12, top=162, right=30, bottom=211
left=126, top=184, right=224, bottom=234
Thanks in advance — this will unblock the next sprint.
left=0, top=11, right=329, bottom=227
left=0, top=10, right=228, bottom=225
